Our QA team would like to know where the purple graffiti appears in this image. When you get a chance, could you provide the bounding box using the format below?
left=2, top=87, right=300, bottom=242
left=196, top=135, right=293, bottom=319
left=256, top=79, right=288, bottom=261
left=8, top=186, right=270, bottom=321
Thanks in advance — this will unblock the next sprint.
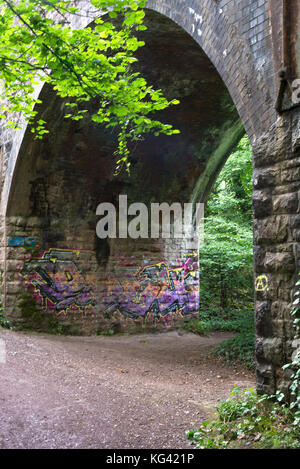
left=104, top=258, right=199, bottom=321
left=21, top=249, right=96, bottom=314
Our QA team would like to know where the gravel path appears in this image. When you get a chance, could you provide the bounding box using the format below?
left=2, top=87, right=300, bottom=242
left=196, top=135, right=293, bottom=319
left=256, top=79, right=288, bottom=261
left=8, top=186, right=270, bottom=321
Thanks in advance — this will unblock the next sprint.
left=0, top=328, right=255, bottom=449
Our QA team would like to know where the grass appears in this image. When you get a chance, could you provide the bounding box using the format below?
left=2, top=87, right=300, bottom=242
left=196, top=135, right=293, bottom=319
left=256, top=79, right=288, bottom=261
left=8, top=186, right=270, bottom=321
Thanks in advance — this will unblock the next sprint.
left=183, top=307, right=255, bottom=368
left=186, top=387, right=300, bottom=449
left=212, top=331, right=255, bottom=368
left=0, top=302, right=11, bottom=329
left=97, top=328, right=115, bottom=336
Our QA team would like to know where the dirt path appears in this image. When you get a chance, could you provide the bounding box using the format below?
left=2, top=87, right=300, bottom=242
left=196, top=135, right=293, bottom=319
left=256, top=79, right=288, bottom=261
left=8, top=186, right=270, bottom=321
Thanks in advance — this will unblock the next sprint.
left=0, top=328, right=255, bottom=449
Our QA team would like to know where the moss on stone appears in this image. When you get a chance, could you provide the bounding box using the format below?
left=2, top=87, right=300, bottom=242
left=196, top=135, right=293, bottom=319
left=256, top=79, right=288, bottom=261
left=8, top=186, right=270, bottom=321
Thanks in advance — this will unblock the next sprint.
left=18, top=293, right=66, bottom=334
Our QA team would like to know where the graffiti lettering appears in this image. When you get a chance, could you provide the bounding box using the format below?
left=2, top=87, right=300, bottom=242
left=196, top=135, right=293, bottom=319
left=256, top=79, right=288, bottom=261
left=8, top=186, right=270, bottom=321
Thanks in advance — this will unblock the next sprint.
left=21, top=248, right=198, bottom=325
left=8, top=236, right=36, bottom=247
left=104, top=256, right=199, bottom=322
left=21, top=249, right=96, bottom=315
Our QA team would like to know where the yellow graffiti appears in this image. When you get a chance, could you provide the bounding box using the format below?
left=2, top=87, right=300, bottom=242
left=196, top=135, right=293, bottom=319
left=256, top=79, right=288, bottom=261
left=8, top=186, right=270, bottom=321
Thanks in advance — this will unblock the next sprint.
left=255, top=275, right=268, bottom=292
left=132, top=292, right=143, bottom=304
left=137, top=260, right=198, bottom=285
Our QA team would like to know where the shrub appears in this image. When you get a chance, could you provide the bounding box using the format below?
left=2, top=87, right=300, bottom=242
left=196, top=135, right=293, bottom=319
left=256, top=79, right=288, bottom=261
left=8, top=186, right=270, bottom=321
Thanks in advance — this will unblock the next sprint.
left=186, top=387, right=300, bottom=449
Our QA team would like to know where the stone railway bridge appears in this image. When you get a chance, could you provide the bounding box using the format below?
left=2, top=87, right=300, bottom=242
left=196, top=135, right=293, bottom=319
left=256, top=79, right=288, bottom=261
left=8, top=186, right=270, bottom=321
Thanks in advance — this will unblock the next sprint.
left=0, top=0, right=300, bottom=396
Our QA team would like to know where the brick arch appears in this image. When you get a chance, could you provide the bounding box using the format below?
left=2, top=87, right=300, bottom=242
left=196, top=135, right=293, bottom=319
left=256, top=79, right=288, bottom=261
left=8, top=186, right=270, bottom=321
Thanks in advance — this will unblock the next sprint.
left=2, top=0, right=299, bottom=399
left=146, top=0, right=276, bottom=140
left=2, top=0, right=276, bottom=215
left=2, top=4, right=249, bottom=331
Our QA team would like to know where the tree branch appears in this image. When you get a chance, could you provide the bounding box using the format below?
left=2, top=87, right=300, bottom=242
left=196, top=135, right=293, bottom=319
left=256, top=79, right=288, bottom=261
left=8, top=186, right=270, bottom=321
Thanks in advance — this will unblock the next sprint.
left=3, top=0, right=95, bottom=98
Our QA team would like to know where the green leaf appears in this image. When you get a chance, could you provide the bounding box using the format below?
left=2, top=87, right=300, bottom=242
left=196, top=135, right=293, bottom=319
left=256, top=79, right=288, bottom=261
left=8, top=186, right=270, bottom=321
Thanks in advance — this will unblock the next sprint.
left=0, top=0, right=178, bottom=170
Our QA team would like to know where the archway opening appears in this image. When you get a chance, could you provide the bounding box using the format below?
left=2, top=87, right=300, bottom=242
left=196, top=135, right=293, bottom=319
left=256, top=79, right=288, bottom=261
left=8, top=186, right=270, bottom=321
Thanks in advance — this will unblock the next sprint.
left=5, top=8, right=246, bottom=334
left=196, top=135, right=254, bottom=368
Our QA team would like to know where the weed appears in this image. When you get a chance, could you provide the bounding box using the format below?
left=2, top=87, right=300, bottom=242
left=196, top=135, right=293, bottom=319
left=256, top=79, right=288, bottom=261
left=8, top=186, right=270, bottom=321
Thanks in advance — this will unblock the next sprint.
left=184, top=308, right=255, bottom=368
left=0, top=302, right=11, bottom=329
left=186, top=387, right=300, bottom=449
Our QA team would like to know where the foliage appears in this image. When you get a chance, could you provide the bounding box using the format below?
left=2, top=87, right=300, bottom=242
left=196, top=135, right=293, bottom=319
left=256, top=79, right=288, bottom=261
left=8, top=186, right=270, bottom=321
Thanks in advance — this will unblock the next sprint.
left=200, top=135, right=253, bottom=311
left=185, top=145, right=300, bottom=445
left=207, top=135, right=253, bottom=218
left=185, top=137, right=299, bottom=448
left=186, top=387, right=300, bottom=449
left=0, top=300, right=11, bottom=329
left=212, top=329, right=255, bottom=369
left=187, top=135, right=255, bottom=367
left=19, top=293, right=65, bottom=334
left=280, top=271, right=300, bottom=426
left=97, top=327, right=114, bottom=336
left=184, top=308, right=253, bottom=335
left=0, top=0, right=179, bottom=172
left=184, top=308, right=255, bottom=368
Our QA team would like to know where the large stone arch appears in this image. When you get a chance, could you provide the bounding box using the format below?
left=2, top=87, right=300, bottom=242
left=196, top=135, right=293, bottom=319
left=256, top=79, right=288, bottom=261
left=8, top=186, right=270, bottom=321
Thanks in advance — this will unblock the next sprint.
left=1, top=0, right=275, bottom=211
left=1, top=0, right=300, bottom=398
left=3, top=6, right=245, bottom=329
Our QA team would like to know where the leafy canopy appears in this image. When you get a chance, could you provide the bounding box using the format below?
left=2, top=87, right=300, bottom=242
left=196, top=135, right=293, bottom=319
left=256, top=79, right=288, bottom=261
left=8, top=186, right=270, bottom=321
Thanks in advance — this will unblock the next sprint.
left=0, top=0, right=180, bottom=173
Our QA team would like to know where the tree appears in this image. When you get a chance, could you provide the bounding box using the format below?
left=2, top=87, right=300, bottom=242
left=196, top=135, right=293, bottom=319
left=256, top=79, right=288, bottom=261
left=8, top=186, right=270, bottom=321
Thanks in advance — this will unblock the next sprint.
left=200, top=136, right=253, bottom=311
left=206, top=136, right=253, bottom=221
left=0, top=0, right=179, bottom=172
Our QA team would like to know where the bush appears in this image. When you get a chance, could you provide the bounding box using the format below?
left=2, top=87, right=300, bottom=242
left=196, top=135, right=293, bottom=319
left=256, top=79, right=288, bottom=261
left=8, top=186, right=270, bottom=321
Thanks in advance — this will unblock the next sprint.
left=0, top=300, right=11, bottom=329
left=186, top=387, right=300, bottom=449
left=212, top=330, right=255, bottom=369
left=184, top=308, right=255, bottom=368
left=187, top=136, right=255, bottom=368
left=200, top=136, right=253, bottom=311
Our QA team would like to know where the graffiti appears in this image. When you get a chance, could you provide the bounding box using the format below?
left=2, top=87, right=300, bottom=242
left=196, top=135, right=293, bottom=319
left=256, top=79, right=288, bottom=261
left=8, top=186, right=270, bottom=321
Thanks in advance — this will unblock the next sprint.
left=8, top=236, right=36, bottom=247
left=188, top=6, right=203, bottom=37
left=21, top=247, right=198, bottom=325
left=255, top=274, right=269, bottom=292
left=21, top=249, right=96, bottom=315
left=104, top=255, right=199, bottom=322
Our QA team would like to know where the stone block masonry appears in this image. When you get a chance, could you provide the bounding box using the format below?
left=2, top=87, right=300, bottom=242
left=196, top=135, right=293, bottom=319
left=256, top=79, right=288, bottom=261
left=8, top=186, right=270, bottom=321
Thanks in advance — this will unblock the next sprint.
left=0, top=0, right=300, bottom=397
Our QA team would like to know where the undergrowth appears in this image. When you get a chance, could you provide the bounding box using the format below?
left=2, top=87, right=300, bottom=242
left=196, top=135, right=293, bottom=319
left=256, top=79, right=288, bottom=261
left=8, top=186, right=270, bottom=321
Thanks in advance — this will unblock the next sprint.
left=186, top=387, right=300, bottom=449
left=184, top=307, right=255, bottom=368
left=186, top=271, right=300, bottom=449
left=0, top=300, right=11, bottom=329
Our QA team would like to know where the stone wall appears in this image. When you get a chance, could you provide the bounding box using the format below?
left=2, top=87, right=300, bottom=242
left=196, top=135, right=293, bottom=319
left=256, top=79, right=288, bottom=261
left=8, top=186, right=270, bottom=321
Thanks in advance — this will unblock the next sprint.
left=253, top=109, right=300, bottom=395
left=0, top=7, right=243, bottom=334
